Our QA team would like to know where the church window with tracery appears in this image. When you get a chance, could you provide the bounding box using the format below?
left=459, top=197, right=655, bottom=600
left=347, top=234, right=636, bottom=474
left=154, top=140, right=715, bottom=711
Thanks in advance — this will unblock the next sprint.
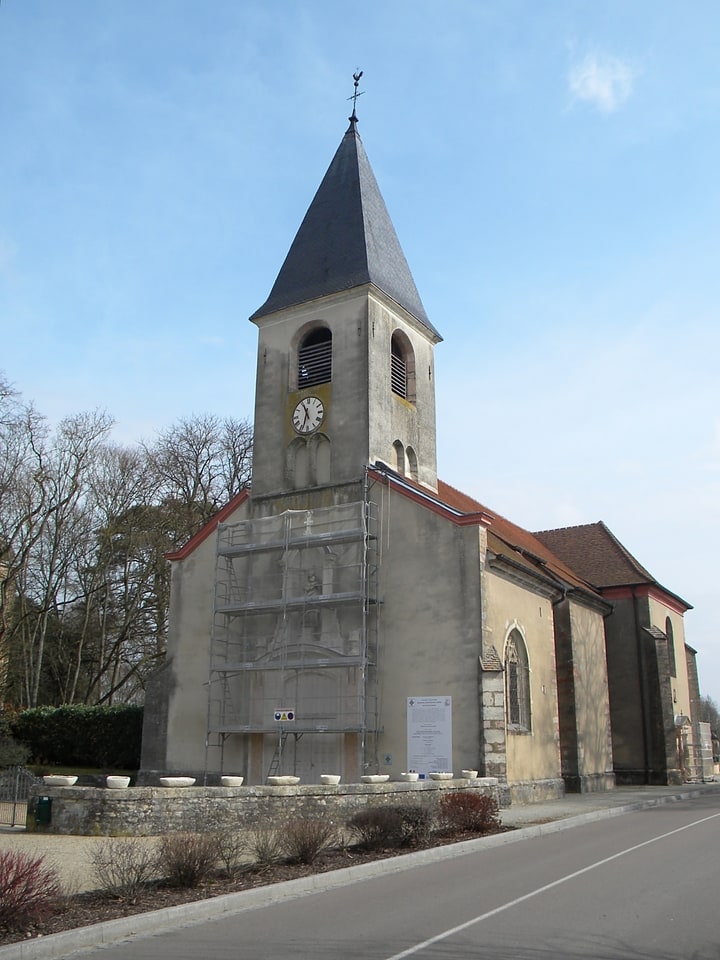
left=665, top=616, right=677, bottom=677
left=505, top=629, right=531, bottom=732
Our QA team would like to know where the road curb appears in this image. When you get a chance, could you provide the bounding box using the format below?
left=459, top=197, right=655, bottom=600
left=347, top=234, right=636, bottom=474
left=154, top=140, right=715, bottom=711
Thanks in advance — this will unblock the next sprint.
left=1, top=785, right=717, bottom=960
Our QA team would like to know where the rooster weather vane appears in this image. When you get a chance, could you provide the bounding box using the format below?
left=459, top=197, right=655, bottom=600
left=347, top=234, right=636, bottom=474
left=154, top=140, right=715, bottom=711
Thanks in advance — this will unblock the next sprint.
left=348, top=70, right=364, bottom=123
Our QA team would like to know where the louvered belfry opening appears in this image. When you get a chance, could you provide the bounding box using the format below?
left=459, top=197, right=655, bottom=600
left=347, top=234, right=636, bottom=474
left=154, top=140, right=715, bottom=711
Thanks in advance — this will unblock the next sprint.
left=298, top=328, right=332, bottom=388
left=391, top=336, right=407, bottom=398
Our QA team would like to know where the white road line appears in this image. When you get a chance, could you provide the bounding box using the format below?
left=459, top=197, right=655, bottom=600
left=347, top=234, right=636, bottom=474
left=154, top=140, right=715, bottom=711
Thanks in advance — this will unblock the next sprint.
left=384, top=811, right=720, bottom=960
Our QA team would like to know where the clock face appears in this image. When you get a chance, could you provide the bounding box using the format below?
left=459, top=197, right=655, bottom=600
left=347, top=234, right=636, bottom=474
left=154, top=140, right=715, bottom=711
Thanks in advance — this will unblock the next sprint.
left=292, top=396, right=325, bottom=434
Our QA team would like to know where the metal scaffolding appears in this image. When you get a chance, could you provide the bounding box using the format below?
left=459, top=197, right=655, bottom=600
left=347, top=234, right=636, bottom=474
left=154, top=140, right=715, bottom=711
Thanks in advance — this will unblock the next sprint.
left=205, top=497, right=379, bottom=779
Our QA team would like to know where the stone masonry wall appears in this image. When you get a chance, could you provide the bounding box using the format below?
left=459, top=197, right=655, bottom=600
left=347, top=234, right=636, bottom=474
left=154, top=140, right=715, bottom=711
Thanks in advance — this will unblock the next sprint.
left=27, top=779, right=508, bottom=836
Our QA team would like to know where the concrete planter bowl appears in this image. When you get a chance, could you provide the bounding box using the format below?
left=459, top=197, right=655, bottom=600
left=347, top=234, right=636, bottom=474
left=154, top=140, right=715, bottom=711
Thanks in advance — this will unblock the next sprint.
left=105, top=776, right=131, bottom=789
left=267, top=776, right=300, bottom=786
left=461, top=770, right=479, bottom=779
left=158, top=777, right=196, bottom=787
left=399, top=772, right=419, bottom=782
left=429, top=772, right=454, bottom=781
left=319, top=774, right=341, bottom=785
left=43, top=775, right=78, bottom=787
left=220, top=776, right=244, bottom=787
left=360, top=775, right=390, bottom=783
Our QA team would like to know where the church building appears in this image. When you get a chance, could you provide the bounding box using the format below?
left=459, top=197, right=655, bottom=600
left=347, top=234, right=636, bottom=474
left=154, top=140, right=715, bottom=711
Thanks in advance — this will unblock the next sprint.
left=140, top=105, right=700, bottom=798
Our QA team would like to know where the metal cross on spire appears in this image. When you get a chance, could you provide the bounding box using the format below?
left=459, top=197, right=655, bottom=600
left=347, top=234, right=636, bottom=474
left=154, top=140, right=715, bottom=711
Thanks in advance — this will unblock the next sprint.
left=348, top=69, right=364, bottom=123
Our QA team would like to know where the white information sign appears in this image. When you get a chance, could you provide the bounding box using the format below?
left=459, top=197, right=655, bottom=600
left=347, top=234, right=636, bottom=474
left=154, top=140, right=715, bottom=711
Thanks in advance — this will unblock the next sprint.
left=406, top=696, right=452, bottom=776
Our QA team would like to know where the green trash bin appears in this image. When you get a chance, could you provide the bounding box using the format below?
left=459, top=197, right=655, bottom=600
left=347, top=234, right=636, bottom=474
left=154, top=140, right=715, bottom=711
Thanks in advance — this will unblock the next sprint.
left=35, top=796, right=52, bottom=825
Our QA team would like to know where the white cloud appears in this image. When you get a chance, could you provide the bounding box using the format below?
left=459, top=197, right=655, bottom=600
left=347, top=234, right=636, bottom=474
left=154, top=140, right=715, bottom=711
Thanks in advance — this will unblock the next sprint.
left=569, top=53, right=636, bottom=113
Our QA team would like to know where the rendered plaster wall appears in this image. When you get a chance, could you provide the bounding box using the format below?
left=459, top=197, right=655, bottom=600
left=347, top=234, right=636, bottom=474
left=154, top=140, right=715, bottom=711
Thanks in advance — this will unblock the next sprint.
left=563, top=599, right=614, bottom=789
left=372, top=482, right=485, bottom=778
left=483, top=573, right=561, bottom=785
left=27, top=779, right=507, bottom=837
left=648, top=597, right=692, bottom=725
left=367, top=294, right=438, bottom=491
left=252, top=288, right=439, bottom=500
left=251, top=289, right=369, bottom=498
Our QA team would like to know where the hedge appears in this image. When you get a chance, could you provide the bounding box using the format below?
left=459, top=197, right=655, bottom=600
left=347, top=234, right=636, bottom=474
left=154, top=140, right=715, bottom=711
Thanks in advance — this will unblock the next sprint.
left=10, top=704, right=143, bottom=770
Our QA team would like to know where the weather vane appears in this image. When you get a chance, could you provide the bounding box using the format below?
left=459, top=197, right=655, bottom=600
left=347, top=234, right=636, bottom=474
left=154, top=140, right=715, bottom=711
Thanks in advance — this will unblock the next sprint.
left=348, top=69, right=364, bottom=123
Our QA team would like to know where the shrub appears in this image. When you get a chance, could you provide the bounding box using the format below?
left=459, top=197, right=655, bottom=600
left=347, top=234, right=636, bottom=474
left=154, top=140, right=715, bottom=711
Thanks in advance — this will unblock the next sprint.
left=0, top=850, right=61, bottom=931
left=212, top=828, right=247, bottom=877
left=89, top=837, right=157, bottom=899
left=348, top=806, right=406, bottom=850
left=11, top=704, right=143, bottom=769
left=394, top=803, right=434, bottom=845
left=438, top=791, right=501, bottom=834
left=0, top=712, right=29, bottom=768
left=247, top=824, right=284, bottom=867
left=282, top=817, right=338, bottom=865
left=156, top=832, right=220, bottom=888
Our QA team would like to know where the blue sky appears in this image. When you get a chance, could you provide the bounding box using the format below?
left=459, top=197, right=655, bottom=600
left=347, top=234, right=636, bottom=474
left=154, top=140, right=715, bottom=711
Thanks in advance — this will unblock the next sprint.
left=2, top=2, right=719, bottom=702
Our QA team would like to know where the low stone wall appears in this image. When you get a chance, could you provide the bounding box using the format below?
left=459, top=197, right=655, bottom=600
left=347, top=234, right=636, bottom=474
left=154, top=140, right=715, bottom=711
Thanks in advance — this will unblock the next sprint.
left=27, top=778, right=509, bottom=836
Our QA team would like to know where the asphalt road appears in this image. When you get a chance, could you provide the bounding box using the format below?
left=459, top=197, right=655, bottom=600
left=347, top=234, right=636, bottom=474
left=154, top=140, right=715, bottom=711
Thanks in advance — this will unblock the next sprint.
left=74, top=792, right=720, bottom=960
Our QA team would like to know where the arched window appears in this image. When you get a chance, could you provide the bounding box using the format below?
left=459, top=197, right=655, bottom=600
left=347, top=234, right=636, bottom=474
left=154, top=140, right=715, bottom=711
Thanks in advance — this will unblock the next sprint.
left=406, top=445, right=418, bottom=481
left=505, top=629, right=531, bottom=732
left=665, top=617, right=677, bottom=677
left=391, top=331, right=415, bottom=402
left=393, top=440, right=405, bottom=474
left=298, top=327, right=332, bottom=387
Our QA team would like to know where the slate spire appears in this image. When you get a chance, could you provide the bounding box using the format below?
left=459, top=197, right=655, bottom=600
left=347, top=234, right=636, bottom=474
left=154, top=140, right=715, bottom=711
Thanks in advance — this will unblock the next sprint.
left=250, top=119, right=440, bottom=340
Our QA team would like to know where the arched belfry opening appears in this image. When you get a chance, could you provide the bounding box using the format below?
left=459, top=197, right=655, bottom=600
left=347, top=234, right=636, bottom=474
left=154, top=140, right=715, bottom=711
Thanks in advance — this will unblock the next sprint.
left=390, top=331, right=416, bottom=402
left=298, top=327, right=332, bottom=388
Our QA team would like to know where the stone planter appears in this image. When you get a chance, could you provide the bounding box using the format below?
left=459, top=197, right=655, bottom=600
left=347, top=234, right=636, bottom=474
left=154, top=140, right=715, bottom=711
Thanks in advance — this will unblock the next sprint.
left=158, top=777, right=196, bottom=787
left=220, top=776, right=244, bottom=787
left=429, top=772, right=453, bottom=781
left=105, top=776, right=131, bottom=789
left=43, top=775, right=78, bottom=787
left=461, top=770, right=478, bottom=779
left=399, top=772, right=419, bottom=782
left=319, top=774, right=341, bottom=785
left=267, top=776, right=300, bottom=786
left=360, top=775, right=390, bottom=783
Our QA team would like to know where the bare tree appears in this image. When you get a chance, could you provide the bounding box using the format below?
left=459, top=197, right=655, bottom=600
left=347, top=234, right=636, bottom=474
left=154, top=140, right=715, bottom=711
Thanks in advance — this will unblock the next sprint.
left=6, top=410, right=113, bottom=706
left=144, top=414, right=252, bottom=524
left=697, top=695, right=720, bottom=738
left=0, top=377, right=253, bottom=708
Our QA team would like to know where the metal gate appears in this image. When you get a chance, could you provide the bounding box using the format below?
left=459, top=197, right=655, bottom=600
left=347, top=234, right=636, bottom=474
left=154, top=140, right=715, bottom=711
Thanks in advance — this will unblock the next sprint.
left=0, top=766, right=41, bottom=827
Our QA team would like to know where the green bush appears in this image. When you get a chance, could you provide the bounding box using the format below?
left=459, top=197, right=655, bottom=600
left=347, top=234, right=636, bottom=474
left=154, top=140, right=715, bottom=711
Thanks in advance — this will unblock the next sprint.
left=0, top=712, right=29, bottom=768
left=10, top=704, right=143, bottom=769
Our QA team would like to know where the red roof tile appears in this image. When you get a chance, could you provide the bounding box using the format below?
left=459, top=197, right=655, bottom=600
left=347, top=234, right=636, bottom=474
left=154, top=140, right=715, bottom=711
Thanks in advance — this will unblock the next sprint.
left=436, top=480, right=598, bottom=595
left=533, top=522, right=654, bottom=589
